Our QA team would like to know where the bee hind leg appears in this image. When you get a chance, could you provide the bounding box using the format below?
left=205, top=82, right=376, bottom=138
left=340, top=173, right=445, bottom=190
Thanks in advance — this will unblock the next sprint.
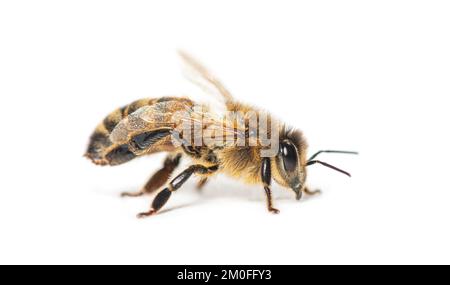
left=121, top=154, right=182, bottom=197
left=137, top=164, right=218, bottom=218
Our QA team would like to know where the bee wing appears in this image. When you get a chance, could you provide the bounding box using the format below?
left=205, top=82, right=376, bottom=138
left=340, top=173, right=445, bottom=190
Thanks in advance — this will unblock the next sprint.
left=178, top=106, right=248, bottom=148
left=179, top=50, right=234, bottom=104
left=110, top=100, right=246, bottom=148
left=109, top=100, right=188, bottom=144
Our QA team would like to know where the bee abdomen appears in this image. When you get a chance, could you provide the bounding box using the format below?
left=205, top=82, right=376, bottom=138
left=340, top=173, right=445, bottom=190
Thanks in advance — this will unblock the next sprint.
left=105, top=144, right=136, bottom=166
left=85, top=98, right=157, bottom=165
left=85, top=97, right=193, bottom=166
left=129, top=128, right=172, bottom=150
left=85, top=130, right=112, bottom=165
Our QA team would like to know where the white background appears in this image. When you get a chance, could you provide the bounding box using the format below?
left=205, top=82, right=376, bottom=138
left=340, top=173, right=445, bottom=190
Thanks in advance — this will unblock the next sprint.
left=1, top=1, right=449, bottom=265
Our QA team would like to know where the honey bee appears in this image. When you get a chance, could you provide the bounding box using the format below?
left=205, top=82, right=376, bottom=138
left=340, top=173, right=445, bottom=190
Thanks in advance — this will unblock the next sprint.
left=85, top=51, right=357, bottom=217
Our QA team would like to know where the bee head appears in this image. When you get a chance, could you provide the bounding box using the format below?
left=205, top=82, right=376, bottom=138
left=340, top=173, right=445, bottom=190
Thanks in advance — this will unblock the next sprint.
left=273, top=128, right=308, bottom=200
left=273, top=128, right=356, bottom=200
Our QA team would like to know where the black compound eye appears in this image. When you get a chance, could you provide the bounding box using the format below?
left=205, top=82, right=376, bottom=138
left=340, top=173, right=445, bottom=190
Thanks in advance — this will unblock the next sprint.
left=280, top=141, right=298, bottom=173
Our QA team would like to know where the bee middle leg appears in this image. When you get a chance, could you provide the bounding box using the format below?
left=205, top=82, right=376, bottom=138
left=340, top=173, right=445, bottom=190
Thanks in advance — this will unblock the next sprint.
left=121, top=153, right=182, bottom=197
left=137, top=164, right=219, bottom=218
left=196, top=177, right=208, bottom=191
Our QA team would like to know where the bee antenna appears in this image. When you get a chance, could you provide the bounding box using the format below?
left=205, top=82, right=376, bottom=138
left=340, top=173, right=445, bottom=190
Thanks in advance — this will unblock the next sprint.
left=308, top=150, right=358, bottom=162
left=306, top=160, right=352, bottom=177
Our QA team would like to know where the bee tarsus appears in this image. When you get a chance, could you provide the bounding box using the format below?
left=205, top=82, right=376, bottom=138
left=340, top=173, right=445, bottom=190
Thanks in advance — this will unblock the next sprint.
left=196, top=177, right=209, bottom=191
left=303, top=187, right=321, bottom=196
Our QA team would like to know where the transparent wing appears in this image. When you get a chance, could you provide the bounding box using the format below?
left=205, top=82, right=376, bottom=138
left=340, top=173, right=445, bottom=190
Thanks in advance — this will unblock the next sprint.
left=177, top=106, right=247, bottom=147
left=179, top=50, right=234, bottom=104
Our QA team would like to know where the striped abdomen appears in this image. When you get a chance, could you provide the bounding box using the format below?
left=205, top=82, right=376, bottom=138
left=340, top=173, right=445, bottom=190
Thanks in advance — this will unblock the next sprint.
left=85, top=97, right=194, bottom=166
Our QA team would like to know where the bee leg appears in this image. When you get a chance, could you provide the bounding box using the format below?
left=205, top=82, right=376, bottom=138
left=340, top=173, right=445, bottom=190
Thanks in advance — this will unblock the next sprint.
left=261, top=157, right=280, bottom=214
left=121, top=154, right=182, bottom=197
left=137, top=164, right=219, bottom=218
left=119, top=191, right=144, bottom=197
left=303, top=187, right=321, bottom=196
left=196, top=177, right=208, bottom=191
left=263, top=186, right=279, bottom=214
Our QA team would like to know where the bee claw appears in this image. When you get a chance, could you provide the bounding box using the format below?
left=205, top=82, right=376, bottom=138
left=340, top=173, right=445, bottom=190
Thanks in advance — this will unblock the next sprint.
left=121, top=191, right=144, bottom=197
left=136, top=209, right=157, bottom=218
left=269, top=207, right=280, bottom=214
left=304, top=188, right=321, bottom=196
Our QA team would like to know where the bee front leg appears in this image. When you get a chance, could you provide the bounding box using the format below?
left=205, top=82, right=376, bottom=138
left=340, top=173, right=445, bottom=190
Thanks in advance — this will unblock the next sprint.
left=121, top=154, right=182, bottom=197
left=303, top=187, right=321, bottom=196
left=137, top=164, right=218, bottom=218
left=261, top=157, right=280, bottom=214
